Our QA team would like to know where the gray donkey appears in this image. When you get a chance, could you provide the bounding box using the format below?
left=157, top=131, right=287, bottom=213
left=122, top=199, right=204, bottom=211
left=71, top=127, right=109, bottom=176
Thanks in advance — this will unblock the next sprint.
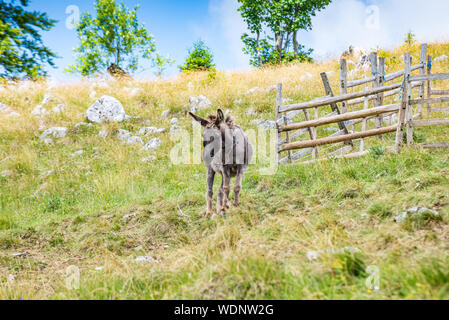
left=189, top=109, right=253, bottom=218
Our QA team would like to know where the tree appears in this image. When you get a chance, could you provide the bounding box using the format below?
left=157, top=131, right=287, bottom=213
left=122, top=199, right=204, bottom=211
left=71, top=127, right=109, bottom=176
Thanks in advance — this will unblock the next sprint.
left=179, top=40, right=215, bottom=72
left=152, top=53, right=174, bottom=78
left=0, top=0, right=57, bottom=79
left=404, top=30, right=416, bottom=47
left=67, top=0, right=168, bottom=77
left=238, top=0, right=332, bottom=67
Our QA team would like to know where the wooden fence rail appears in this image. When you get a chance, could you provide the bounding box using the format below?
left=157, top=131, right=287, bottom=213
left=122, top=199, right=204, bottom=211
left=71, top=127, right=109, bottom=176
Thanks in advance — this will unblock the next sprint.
left=274, top=43, right=449, bottom=164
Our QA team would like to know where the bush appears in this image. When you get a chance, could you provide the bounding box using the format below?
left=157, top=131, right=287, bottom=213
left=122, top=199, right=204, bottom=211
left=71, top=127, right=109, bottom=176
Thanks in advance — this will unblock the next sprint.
left=179, top=40, right=215, bottom=72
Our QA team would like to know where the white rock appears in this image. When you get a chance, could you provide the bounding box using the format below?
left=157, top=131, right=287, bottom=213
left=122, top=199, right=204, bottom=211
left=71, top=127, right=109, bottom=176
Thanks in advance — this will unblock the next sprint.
left=71, top=150, right=84, bottom=158
left=300, top=72, right=313, bottom=81
left=187, top=82, right=194, bottom=89
left=0, top=103, right=12, bottom=114
left=43, top=138, right=54, bottom=145
left=246, top=87, right=261, bottom=95
left=142, top=156, right=156, bottom=163
left=189, top=95, right=212, bottom=110
left=170, top=118, right=178, bottom=124
left=41, top=93, right=55, bottom=106
left=31, top=105, right=48, bottom=117
left=98, top=129, right=108, bottom=138
left=307, top=251, right=320, bottom=261
left=234, top=99, right=244, bottom=105
left=95, top=266, right=104, bottom=271
left=434, top=55, right=448, bottom=62
left=1, top=170, right=13, bottom=178
left=170, top=125, right=181, bottom=132
left=250, top=119, right=264, bottom=126
left=143, top=138, right=162, bottom=151
left=135, top=256, right=158, bottom=263
left=74, top=122, right=93, bottom=128
left=282, top=98, right=293, bottom=104
left=117, top=129, right=131, bottom=143
left=266, top=85, right=277, bottom=92
left=52, top=104, right=65, bottom=114
left=395, top=207, right=439, bottom=223
left=246, top=109, right=257, bottom=116
left=90, top=91, right=97, bottom=99
left=126, top=136, right=144, bottom=145
left=259, top=120, right=277, bottom=129
left=40, top=127, right=68, bottom=140
left=161, top=110, right=170, bottom=119
left=86, top=96, right=127, bottom=123
left=123, top=213, right=136, bottom=220
left=138, top=127, right=165, bottom=136
left=7, top=274, right=15, bottom=283
left=7, top=112, right=21, bottom=118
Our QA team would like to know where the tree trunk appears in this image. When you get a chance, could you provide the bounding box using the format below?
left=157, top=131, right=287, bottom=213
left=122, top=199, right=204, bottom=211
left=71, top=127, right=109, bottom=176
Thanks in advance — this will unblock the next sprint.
left=293, top=31, right=299, bottom=56
left=275, top=32, right=283, bottom=63
left=256, top=31, right=262, bottom=67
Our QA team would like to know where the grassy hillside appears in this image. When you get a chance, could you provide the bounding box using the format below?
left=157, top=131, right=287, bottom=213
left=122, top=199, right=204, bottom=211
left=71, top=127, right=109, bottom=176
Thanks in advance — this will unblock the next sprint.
left=0, top=42, right=448, bottom=300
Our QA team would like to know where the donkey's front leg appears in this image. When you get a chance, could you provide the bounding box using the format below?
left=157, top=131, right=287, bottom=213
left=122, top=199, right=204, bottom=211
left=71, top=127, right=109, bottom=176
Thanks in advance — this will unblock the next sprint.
left=205, top=168, right=215, bottom=218
left=222, top=167, right=232, bottom=212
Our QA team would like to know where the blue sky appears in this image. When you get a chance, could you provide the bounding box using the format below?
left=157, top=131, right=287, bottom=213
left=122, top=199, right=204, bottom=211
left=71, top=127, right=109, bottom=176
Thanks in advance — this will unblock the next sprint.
left=27, top=0, right=449, bottom=81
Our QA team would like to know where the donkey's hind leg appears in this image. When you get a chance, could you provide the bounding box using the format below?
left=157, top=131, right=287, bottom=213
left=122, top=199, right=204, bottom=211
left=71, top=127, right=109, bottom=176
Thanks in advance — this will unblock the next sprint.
left=216, top=177, right=225, bottom=215
left=205, top=168, right=215, bottom=218
left=233, top=168, right=244, bottom=207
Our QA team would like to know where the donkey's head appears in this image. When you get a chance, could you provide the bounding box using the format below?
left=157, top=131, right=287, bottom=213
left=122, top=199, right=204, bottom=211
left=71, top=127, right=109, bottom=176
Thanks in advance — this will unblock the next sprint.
left=189, top=109, right=234, bottom=164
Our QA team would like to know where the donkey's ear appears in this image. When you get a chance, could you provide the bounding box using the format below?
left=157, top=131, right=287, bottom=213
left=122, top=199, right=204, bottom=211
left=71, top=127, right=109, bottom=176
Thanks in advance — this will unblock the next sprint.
left=189, top=112, right=209, bottom=127
left=216, top=109, right=225, bottom=124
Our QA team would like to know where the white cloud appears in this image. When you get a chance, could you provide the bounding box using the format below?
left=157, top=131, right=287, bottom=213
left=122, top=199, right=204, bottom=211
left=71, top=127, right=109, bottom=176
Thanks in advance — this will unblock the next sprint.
left=301, top=0, right=449, bottom=60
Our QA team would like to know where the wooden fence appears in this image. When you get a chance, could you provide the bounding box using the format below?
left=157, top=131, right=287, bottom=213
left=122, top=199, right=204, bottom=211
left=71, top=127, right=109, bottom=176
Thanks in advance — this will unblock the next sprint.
left=275, top=44, right=449, bottom=164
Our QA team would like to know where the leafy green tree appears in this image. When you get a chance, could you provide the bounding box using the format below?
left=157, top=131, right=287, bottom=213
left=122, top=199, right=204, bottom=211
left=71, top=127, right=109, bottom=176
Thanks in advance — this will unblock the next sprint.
left=152, top=53, right=174, bottom=78
left=68, top=0, right=167, bottom=77
left=238, top=0, right=331, bottom=66
left=0, top=0, right=57, bottom=79
left=179, top=40, right=215, bottom=72
left=404, top=30, right=416, bottom=47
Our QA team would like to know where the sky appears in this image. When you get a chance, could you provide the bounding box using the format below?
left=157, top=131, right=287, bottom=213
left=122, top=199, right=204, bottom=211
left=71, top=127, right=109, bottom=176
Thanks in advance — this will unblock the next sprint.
left=26, top=0, right=449, bottom=81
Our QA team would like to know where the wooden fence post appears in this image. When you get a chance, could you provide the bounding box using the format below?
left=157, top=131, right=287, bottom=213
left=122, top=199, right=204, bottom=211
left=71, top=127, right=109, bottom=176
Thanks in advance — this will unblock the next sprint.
left=377, top=57, right=386, bottom=132
left=394, top=53, right=411, bottom=153
left=276, top=83, right=282, bottom=163
left=340, top=59, right=348, bottom=114
left=427, top=55, right=432, bottom=117
left=370, top=52, right=380, bottom=128
left=418, top=44, right=428, bottom=117
left=320, top=72, right=353, bottom=146
left=405, top=54, right=414, bottom=146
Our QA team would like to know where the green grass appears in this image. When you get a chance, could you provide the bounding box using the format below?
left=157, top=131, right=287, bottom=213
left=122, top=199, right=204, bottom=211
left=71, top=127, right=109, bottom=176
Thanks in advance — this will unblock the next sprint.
left=0, top=42, right=449, bottom=300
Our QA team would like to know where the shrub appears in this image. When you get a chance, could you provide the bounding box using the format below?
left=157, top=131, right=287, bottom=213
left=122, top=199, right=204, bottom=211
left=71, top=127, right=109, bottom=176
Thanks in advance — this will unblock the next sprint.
left=179, top=40, right=215, bottom=72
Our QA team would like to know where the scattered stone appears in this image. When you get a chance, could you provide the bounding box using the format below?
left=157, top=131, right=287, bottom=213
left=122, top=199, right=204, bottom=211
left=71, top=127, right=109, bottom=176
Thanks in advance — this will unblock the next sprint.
left=283, top=98, right=293, bottom=104
left=307, top=251, right=320, bottom=261
left=86, top=96, right=127, bottom=123
left=124, top=87, right=142, bottom=96
left=0, top=103, right=12, bottom=114
left=40, top=127, right=68, bottom=140
left=95, top=266, right=104, bottom=271
left=246, top=87, right=261, bottom=95
left=7, top=112, right=21, bottom=118
left=123, top=213, right=136, bottom=220
left=395, top=207, right=439, bottom=223
left=7, top=274, right=15, bottom=283
left=71, top=150, right=84, bottom=158
left=98, top=129, right=108, bottom=138
left=188, top=95, right=211, bottom=111
left=31, top=105, right=48, bottom=117
left=12, top=252, right=29, bottom=258
left=355, top=54, right=371, bottom=71
left=246, top=109, right=257, bottom=116
left=434, top=55, right=448, bottom=62
left=170, top=117, right=178, bottom=124
left=250, top=119, right=264, bottom=126
left=117, top=129, right=131, bottom=143
left=266, top=84, right=277, bottom=92
left=300, top=72, right=313, bottom=81
left=74, top=122, right=93, bottom=128
left=234, top=99, right=244, bottom=105
left=41, top=93, right=55, bottom=106
left=141, top=156, right=156, bottom=163
left=1, top=170, right=13, bottom=178
left=43, top=138, right=54, bottom=145
left=138, top=127, right=165, bottom=136
left=170, top=125, right=181, bottom=132
left=141, top=119, right=151, bottom=125
left=161, top=110, right=170, bottom=119
left=135, top=256, right=159, bottom=263
left=258, top=120, right=277, bottom=129
left=43, top=170, right=56, bottom=176
left=90, top=91, right=97, bottom=99
left=52, top=104, right=66, bottom=114
left=143, top=138, right=162, bottom=151
left=126, top=136, right=144, bottom=145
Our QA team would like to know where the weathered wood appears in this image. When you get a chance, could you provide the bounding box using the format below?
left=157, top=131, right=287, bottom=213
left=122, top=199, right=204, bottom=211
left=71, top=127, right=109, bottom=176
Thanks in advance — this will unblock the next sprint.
left=347, top=76, right=376, bottom=88
left=405, top=54, right=413, bottom=146
left=279, top=103, right=400, bottom=132
left=384, top=64, right=424, bottom=82
left=275, top=83, right=282, bottom=162
left=427, top=55, right=432, bottom=117
left=409, top=96, right=449, bottom=105
left=431, top=107, right=449, bottom=113
left=430, top=90, right=449, bottom=95
left=303, top=109, right=320, bottom=158
left=280, top=125, right=397, bottom=151
left=279, top=148, right=314, bottom=164
left=276, top=96, right=333, bottom=126
left=370, top=53, right=382, bottom=129
left=394, top=66, right=410, bottom=153
left=340, top=59, right=348, bottom=113
left=279, top=82, right=402, bottom=113
left=361, top=82, right=369, bottom=152
left=411, top=118, right=449, bottom=127
left=377, top=57, right=386, bottom=130
left=415, top=143, right=449, bottom=149
left=280, top=128, right=308, bottom=144
left=328, top=145, right=353, bottom=158
left=410, top=73, right=449, bottom=82
left=321, top=72, right=352, bottom=145
left=418, top=44, right=427, bottom=116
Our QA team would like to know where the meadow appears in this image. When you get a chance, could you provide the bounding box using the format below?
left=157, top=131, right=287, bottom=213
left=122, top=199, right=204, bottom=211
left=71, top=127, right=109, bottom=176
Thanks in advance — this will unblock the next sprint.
left=0, top=42, right=448, bottom=299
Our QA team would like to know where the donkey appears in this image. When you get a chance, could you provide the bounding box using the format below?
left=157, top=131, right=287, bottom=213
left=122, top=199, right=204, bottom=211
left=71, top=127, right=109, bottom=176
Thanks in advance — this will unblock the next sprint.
left=189, top=109, right=253, bottom=218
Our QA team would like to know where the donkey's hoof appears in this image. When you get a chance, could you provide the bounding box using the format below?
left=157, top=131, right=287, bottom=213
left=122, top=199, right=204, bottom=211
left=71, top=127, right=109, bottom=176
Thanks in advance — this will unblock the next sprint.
left=205, top=211, right=213, bottom=218
left=233, top=202, right=241, bottom=207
